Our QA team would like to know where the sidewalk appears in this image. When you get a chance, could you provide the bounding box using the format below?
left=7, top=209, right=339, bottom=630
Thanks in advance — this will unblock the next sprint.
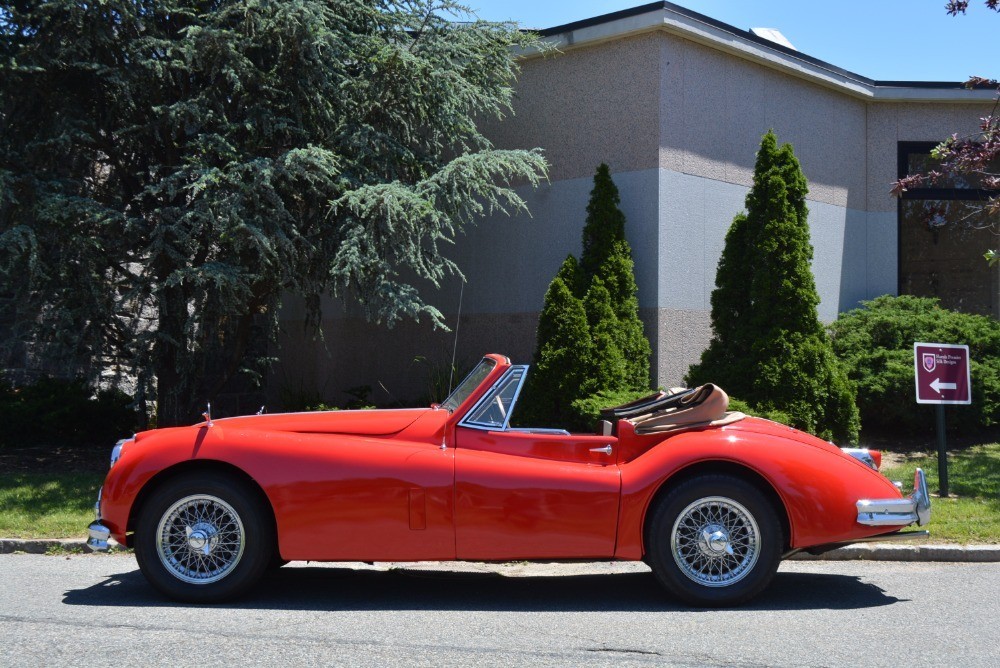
left=2, top=537, right=999, bottom=562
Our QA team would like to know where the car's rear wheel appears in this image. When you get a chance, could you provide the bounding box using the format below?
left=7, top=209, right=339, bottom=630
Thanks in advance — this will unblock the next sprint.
left=645, top=474, right=783, bottom=607
left=134, top=472, right=274, bottom=602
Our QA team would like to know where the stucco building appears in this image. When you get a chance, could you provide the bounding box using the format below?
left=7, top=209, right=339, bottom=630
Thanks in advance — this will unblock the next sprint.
left=273, top=1, right=997, bottom=406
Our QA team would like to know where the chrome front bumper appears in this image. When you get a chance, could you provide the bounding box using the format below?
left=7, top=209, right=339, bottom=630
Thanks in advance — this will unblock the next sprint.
left=86, top=486, right=110, bottom=552
left=87, top=522, right=110, bottom=551
left=857, top=468, right=931, bottom=527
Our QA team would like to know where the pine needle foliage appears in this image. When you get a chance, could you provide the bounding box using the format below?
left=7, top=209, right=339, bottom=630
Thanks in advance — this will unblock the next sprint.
left=686, top=131, right=859, bottom=442
left=0, top=0, right=548, bottom=426
left=520, top=165, right=650, bottom=430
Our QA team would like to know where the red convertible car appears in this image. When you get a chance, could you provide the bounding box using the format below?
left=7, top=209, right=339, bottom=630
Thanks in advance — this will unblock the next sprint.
left=87, top=354, right=930, bottom=606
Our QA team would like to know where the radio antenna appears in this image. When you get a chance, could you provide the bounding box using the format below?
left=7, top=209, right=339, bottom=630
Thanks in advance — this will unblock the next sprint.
left=447, top=279, right=464, bottom=396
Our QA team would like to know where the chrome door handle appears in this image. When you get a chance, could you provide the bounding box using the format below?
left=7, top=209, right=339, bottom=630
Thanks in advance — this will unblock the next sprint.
left=589, top=444, right=613, bottom=455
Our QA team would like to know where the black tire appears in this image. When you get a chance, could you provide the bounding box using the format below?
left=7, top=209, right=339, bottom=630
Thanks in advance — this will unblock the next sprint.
left=267, top=555, right=290, bottom=571
left=134, top=471, right=275, bottom=603
left=645, top=474, right=783, bottom=607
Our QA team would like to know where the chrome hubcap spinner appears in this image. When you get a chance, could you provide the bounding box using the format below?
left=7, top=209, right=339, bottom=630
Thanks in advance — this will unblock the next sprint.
left=185, top=523, right=218, bottom=554
left=701, top=525, right=735, bottom=556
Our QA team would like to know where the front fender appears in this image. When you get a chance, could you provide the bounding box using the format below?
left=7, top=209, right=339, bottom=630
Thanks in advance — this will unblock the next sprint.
left=100, top=421, right=455, bottom=560
left=101, top=423, right=331, bottom=545
left=99, top=424, right=264, bottom=545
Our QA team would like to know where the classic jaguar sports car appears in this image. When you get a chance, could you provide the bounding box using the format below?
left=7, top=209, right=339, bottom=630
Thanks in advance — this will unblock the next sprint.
left=87, top=354, right=930, bottom=606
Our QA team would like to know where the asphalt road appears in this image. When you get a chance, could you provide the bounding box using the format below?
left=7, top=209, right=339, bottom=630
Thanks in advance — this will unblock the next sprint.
left=2, top=553, right=997, bottom=667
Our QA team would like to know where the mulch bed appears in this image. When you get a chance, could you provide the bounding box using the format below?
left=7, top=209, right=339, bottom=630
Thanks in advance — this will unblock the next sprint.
left=860, top=430, right=1000, bottom=453
left=0, top=445, right=109, bottom=475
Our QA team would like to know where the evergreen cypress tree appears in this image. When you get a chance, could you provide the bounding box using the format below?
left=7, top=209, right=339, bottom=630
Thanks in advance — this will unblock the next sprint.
left=687, top=131, right=859, bottom=442
left=580, top=163, right=627, bottom=286
left=521, top=165, right=651, bottom=428
left=598, top=240, right=651, bottom=391
left=519, top=271, right=592, bottom=427
left=554, top=253, right=584, bottom=301
left=584, top=278, right=628, bottom=394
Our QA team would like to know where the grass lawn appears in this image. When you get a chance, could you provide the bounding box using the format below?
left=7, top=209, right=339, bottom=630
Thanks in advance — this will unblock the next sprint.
left=881, top=441, right=1000, bottom=544
left=0, top=472, right=104, bottom=539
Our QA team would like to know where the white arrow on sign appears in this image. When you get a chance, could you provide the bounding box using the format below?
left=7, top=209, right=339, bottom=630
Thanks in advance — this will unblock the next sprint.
left=930, top=378, right=957, bottom=394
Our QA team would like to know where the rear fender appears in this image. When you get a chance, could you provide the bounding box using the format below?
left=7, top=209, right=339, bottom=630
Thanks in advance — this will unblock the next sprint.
left=614, top=425, right=904, bottom=559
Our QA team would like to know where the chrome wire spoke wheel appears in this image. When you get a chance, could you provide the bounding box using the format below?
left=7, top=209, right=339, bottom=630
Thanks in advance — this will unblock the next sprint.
left=156, top=494, right=246, bottom=585
left=670, top=496, right=760, bottom=588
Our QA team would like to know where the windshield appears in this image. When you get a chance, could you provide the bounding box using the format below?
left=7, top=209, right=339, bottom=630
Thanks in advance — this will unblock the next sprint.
left=461, top=366, right=527, bottom=430
left=440, top=358, right=497, bottom=412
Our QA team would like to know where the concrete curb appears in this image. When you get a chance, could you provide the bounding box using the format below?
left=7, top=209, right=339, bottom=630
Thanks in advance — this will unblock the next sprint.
left=788, top=543, right=1000, bottom=562
left=2, top=538, right=999, bottom=562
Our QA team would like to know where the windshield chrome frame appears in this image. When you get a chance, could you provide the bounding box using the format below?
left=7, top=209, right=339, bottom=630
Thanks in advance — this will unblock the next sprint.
left=457, top=365, right=529, bottom=432
left=440, top=357, right=499, bottom=413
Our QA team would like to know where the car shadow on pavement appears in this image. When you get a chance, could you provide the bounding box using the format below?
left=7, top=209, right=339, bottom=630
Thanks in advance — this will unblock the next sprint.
left=62, top=565, right=903, bottom=612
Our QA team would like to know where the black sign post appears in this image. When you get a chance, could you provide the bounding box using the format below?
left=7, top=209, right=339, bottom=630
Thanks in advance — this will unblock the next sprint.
left=914, top=342, right=972, bottom=498
left=935, top=404, right=948, bottom=497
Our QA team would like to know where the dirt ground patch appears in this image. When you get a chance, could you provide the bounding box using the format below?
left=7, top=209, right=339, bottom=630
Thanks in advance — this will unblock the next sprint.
left=0, top=445, right=109, bottom=475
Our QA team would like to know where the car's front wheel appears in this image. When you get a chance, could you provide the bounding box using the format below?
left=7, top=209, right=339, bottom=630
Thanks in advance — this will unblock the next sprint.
left=645, top=474, right=783, bottom=607
left=134, top=472, right=274, bottom=602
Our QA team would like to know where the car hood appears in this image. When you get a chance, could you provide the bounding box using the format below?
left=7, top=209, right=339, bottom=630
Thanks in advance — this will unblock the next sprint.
left=207, top=408, right=431, bottom=437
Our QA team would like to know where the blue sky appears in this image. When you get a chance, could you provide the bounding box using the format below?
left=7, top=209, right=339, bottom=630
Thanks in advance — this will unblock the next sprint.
left=467, top=1, right=999, bottom=82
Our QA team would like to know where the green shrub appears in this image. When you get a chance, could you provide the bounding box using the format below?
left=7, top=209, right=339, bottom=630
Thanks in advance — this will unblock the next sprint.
left=727, top=398, right=793, bottom=428
left=686, top=131, right=859, bottom=443
left=829, top=294, right=1000, bottom=434
left=583, top=277, right=627, bottom=394
left=577, top=166, right=651, bottom=393
left=568, top=388, right=654, bottom=433
left=0, top=375, right=142, bottom=448
left=305, top=403, right=340, bottom=412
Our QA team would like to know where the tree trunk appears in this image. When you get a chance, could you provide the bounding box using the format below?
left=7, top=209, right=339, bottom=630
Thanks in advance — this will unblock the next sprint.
left=155, top=284, right=194, bottom=427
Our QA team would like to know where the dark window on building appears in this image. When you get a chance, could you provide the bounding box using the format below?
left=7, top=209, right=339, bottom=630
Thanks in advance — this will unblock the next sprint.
left=897, top=142, right=999, bottom=318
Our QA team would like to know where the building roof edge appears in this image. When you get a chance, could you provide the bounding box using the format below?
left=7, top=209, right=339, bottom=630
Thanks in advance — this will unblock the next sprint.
left=525, top=2, right=994, bottom=103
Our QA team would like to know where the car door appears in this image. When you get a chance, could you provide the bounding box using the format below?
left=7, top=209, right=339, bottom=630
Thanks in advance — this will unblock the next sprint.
left=261, top=413, right=456, bottom=563
left=453, top=366, right=621, bottom=560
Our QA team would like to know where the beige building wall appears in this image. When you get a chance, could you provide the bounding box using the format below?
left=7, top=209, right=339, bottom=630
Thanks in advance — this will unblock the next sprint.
left=650, top=31, right=991, bottom=385
left=272, top=12, right=995, bottom=405
left=658, top=35, right=868, bottom=210
left=485, top=32, right=663, bottom=181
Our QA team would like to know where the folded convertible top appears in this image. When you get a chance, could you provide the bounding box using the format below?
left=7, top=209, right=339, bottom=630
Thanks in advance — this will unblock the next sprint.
left=600, top=384, right=745, bottom=435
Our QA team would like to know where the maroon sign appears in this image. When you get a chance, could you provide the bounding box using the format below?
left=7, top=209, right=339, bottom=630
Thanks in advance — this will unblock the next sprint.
left=914, top=342, right=971, bottom=405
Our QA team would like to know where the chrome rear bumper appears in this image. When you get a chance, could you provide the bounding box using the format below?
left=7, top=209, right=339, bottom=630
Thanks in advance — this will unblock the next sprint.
left=857, top=468, right=931, bottom=527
